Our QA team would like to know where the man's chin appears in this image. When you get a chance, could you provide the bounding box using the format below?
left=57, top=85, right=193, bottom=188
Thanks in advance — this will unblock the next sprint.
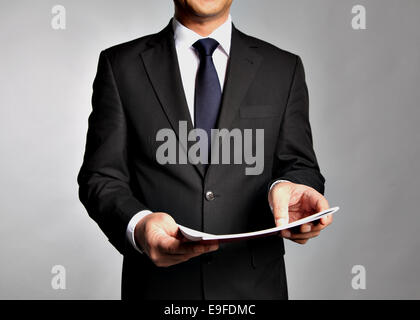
left=189, top=8, right=225, bottom=19
left=187, top=2, right=228, bottom=18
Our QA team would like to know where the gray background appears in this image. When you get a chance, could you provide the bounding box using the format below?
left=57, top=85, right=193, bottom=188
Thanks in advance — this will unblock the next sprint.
left=0, top=0, right=419, bottom=299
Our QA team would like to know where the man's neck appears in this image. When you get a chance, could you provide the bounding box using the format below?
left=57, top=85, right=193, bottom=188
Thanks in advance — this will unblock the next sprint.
left=174, top=10, right=230, bottom=37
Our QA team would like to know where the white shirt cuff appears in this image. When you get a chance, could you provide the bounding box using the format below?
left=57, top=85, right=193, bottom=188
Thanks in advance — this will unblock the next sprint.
left=269, top=179, right=290, bottom=191
left=126, top=210, right=153, bottom=253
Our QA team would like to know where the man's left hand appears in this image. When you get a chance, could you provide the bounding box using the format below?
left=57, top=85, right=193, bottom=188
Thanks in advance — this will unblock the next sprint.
left=268, top=181, right=333, bottom=244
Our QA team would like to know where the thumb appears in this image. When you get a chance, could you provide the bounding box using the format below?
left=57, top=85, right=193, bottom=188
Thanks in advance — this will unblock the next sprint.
left=271, top=189, right=291, bottom=227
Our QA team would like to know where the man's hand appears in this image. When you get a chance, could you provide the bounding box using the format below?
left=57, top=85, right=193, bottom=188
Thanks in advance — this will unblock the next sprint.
left=268, top=181, right=332, bottom=245
left=134, top=212, right=219, bottom=267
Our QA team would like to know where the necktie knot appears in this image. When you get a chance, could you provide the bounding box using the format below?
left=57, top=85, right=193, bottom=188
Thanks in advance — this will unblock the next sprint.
left=193, top=38, right=219, bottom=57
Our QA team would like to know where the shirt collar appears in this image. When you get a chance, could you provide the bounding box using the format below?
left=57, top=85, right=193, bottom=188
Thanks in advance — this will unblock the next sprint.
left=172, top=14, right=232, bottom=56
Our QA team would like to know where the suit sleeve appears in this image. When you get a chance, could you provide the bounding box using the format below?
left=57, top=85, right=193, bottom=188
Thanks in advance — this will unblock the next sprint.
left=271, top=56, right=325, bottom=194
left=78, top=51, right=148, bottom=254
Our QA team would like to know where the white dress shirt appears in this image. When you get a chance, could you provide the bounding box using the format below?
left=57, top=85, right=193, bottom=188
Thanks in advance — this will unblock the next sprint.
left=174, top=15, right=231, bottom=124
left=126, top=15, right=286, bottom=253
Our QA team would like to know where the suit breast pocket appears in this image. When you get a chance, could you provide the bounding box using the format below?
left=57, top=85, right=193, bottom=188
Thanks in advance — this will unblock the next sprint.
left=239, top=105, right=282, bottom=119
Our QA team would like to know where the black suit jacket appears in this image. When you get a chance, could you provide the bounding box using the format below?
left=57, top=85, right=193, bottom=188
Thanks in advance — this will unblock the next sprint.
left=78, top=20, right=324, bottom=300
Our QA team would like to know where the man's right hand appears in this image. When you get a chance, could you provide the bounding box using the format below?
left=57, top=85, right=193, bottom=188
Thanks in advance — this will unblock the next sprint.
left=134, top=212, right=219, bottom=267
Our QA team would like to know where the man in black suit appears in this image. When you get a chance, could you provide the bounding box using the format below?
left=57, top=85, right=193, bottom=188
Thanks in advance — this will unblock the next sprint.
left=78, top=0, right=332, bottom=300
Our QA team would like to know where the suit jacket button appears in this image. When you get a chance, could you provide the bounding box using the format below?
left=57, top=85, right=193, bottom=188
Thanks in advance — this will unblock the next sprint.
left=205, top=191, right=215, bottom=201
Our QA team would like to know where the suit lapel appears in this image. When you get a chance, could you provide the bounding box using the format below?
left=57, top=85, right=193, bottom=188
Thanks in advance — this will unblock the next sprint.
left=216, top=26, right=263, bottom=131
left=140, top=21, right=206, bottom=178
left=208, top=25, right=263, bottom=167
left=140, top=22, right=263, bottom=178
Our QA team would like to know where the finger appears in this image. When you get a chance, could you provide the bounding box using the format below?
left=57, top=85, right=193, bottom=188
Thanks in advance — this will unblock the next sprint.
left=153, top=242, right=217, bottom=267
left=300, top=223, right=312, bottom=233
left=281, top=229, right=291, bottom=238
left=282, top=229, right=320, bottom=239
left=299, top=221, right=327, bottom=233
left=320, top=214, right=333, bottom=226
left=186, top=242, right=219, bottom=255
left=271, top=188, right=291, bottom=227
left=153, top=254, right=192, bottom=267
left=287, top=231, right=321, bottom=240
left=158, top=235, right=218, bottom=256
left=154, top=215, right=180, bottom=238
left=165, top=241, right=218, bottom=256
left=159, top=247, right=219, bottom=267
left=316, top=195, right=330, bottom=212
left=304, top=188, right=329, bottom=213
left=308, top=222, right=327, bottom=232
left=158, top=243, right=219, bottom=266
left=306, top=215, right=333, bottom=232
left=292, top=239, right=308, bottom=245
left=311, top=190, right=330, bottom=213
left=199, top=239, right=219, bottom=246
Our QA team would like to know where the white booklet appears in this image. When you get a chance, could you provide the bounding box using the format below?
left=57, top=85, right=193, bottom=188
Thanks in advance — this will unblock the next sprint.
left=178, top=206, right=340, bottom=243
